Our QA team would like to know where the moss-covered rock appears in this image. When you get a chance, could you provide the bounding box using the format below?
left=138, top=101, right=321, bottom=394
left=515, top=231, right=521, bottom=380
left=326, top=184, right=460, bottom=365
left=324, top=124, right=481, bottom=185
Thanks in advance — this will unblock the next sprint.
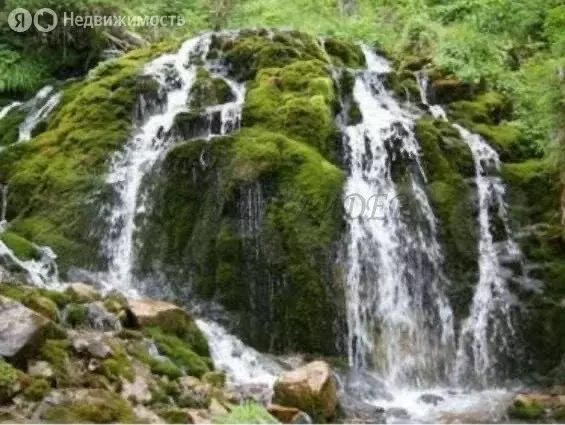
left=22, top=377, right=50, bottom=401
left=41, top=389, right=136, bottom=423
left=322, top=37, right=365, bottom=68
left=189, top=69, right=234, bottom=109
left=0, top=359, right=21, bottom=403
left=138, top=128, right=346, bottom=355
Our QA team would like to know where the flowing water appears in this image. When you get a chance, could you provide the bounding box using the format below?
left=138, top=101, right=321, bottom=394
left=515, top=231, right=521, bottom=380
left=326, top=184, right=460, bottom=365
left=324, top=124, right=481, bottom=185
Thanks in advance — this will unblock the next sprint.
left=103, top=34, right=244, bottom=295
left=415, top=71, right=521, bottom=387
left=18, top=85, right=61, bottom=142
left=344, top=46, right=455, bottom=388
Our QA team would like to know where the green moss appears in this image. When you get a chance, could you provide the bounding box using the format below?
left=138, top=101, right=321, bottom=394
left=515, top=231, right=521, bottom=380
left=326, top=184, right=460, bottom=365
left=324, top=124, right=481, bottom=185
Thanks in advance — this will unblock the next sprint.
left=0, top=231, right=38, bottom=261
left=22, top=377, right=50, bottom=401
left=322, top=37, right=365, bottom=68
left=98, top=342, right=134, bottom=383
left=145, top=327, right=210, bottom=378
left=129, top=343, right=183, bottom=380
left=0, top=107, right=26, bottom=148
left=103, top=291, right=128, bottom=315
left=37, top=288, right=72, bottom=309
left=213, top=402, right=279, bottom=424
left=0, top=282, right=28, bottom=301
left=40, top=339, right=71, bottom=375
left=448, top=91, right=512, bottom=125
left=64, top=303, right=88, bottom=328
left=242, top=61, right=338, bottom=159
left=387, top=70, right=421, bottom=103
left=222, top=31, right=326, bottom=81
left=189, top=71, right=234, bottom=109
left=508, top=400, right=544, bottom=421
left=24, top=294, right=59, bottom=321
left=42, top=390, right=136, bottom=423
left=0, top=359, right=20, bottom=403
left=469, top=122, right=522, bottom=162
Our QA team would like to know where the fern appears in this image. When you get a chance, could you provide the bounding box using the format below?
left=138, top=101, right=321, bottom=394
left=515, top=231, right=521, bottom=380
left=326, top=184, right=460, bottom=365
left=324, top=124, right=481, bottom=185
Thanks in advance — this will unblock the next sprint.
left=0, top=48, right=47, bottom=94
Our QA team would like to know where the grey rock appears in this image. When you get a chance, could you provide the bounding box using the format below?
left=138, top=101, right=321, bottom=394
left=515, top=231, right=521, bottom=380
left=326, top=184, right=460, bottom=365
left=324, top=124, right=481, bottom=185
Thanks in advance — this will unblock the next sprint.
left=0, top=295, right=56, bottom=362
left=86, top=302, right=122, bottom=332
left=418, top=393, right=445, bottom=406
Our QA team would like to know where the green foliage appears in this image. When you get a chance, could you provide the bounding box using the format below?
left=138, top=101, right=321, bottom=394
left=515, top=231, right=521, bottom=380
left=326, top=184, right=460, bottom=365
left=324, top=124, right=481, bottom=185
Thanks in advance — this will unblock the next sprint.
left=213, top=402, right=279, bottom=424
left=0, top=106, right=26, bottom=148
left=64, top=303, right=88, bottom=328
left=508, top=400, right=544, bottom=421
left=0, top=231, right=38, bottom=261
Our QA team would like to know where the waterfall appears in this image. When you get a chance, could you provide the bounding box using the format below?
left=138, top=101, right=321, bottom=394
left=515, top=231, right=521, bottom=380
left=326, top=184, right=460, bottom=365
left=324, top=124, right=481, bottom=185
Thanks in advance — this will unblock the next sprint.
left=453, top=125, right=520, bottom=387
left=0, top=102, right=22, bottom=120
left=18, top=86, right=61, bottom=142
left=344, top=46, right=455, bottom=388
left=103, top=34, right=245, bottom=295
left=415, top=72, right=521, bottom=387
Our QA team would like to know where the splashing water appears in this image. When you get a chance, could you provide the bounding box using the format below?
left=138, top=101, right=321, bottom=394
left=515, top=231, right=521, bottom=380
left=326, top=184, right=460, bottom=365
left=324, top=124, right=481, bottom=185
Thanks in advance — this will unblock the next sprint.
left=344, top=46, right=455, bottom=388
left=196, top=319, right=282, bottom=386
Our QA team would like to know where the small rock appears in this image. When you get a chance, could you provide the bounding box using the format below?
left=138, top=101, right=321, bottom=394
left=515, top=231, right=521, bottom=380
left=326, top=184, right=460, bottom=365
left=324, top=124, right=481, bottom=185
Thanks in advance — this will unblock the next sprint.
left=386, top=407, right=409, bottom=419
left=86, top=302, right=121, bottom=332
left=273, top=360, right=337, bottom=421
left=0, top=296, right=58, bottom=362
left=27, top=361, right=54, bottom=380
left=66, top=283, right=101, bottom=303
left=202, top=371, right=226, bottom=388
left=418, top=393, right=445, bottom=406
left=133, top=405, right=164, bottom=424
left=178, top=377, right=211, bottom=409
left=121, top=364, right=152, bottom=404
left=186, top=408, right=212, bottom=424
left=208, top=398, right=228, bottom=416
left=71, top=335, right=112, bottom=359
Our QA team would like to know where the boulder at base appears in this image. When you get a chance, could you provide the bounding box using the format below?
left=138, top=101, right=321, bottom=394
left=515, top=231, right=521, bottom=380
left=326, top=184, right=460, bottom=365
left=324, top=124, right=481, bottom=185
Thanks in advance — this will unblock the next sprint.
left=0, top=295, right=59, bottom=363
left=126, top=298, right=183, bottom=328
left=273, top=361, right=337, bottom=422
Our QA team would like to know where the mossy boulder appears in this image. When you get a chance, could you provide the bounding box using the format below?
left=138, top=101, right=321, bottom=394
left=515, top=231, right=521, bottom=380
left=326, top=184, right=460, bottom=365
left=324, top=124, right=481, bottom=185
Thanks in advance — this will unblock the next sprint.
left=189, top=69, right=235, bottom=109
left=137, top=128, right=346, bottom=355
left=0, top=106, right=26, bottom=148
left=322, top=37, right=365, bottom=68
left=0, top=232, right=38, bottom=261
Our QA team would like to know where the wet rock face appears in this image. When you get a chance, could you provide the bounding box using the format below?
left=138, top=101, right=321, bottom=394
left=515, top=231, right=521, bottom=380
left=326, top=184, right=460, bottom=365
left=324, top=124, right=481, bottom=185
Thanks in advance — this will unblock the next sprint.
left=273, top=360, right=337, bottom=422
left=0, top=295, right=59, bottom=363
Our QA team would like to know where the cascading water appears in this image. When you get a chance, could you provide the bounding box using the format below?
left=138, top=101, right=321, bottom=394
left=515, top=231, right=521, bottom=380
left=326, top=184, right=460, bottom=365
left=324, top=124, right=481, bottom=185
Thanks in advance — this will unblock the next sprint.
left=18, top=85, right=61, bottom=142
left=344, top=46, right=455, bottom=388
left=416, top=71, right=521, bottom=387
left=0, top=185, right=59, bottom=286
left=103, top=34, right=244, bottom=295
left=453, top=125, right=520, bottom=387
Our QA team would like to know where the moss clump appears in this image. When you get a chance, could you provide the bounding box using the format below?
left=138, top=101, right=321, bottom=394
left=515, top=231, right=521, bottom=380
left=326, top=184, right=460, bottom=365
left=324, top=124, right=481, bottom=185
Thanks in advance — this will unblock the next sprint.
left=0, top=282, right=28, bottom=302
left=448, top=91, right=512, bottom=125
left=40, top=339, right=71, bottom=376
left=508, top=400, right=544, bottom=421
left=0, top=106, right=26, bottom=148
left=98, top=342, right=134, bottom=383
left=189, top=69, right=234, bottom=109
left=0, top=41, right=179, bottom=273
left=102, top=291, right=128, bottom=315
left=0, top=359, right=20, bottom=403
left=213, top=402, right=279, bottom=424
left=145, top=327, right=211, bottom=378
left=0, top=231, right=38, bottom=261
left=242, top=60, right=338, bottom=159
left=64, top=303, right=88, bottom=328
left=222, top=31, right=326, bottom=81
left=42, top=390, right=136, bottom=423
left=24, top=294, right=59, bottom=321
left=22, top=377, right=50, bottom=401
left=322, top=37, right=365, bottom=68
left=158, top=407, right=188, bottom=424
